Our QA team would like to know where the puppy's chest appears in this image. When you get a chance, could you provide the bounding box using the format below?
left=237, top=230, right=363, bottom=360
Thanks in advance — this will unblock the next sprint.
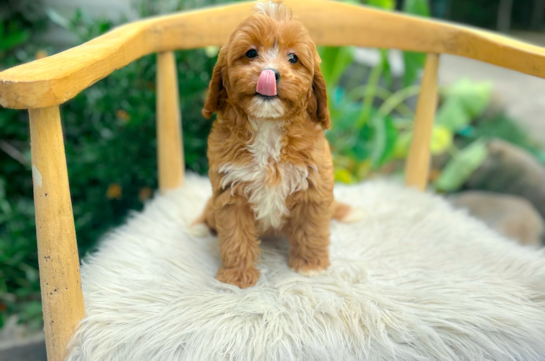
left=219, top=120, right=311, bottom=230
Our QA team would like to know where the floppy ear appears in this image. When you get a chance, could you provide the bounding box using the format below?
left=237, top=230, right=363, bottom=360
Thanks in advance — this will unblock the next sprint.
left=307, top=60, right=331, bottom=130
left=202, top=47, right=228, bottom=119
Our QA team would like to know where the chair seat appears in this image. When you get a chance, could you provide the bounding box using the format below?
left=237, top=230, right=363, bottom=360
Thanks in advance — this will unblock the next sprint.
left=67, top=174, right=545, bottom=361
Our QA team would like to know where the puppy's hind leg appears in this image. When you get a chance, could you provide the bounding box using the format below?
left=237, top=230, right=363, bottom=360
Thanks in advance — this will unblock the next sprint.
left=331, top=200, right=365, bottom=224
left=189, top=197, right=216, bottom=237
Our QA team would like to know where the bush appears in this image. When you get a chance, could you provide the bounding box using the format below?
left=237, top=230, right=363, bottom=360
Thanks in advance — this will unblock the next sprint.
left=0, top=0, right=228, bottom=329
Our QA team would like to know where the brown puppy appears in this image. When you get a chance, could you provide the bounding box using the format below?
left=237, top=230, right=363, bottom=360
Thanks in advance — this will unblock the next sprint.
left=196, top=1, right=358, bottom=288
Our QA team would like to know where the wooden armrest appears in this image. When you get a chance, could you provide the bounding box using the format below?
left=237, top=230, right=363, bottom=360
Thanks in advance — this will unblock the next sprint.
left=2, top=0, right=545, bottom=109
left=0, top=2, right=255, bottom=109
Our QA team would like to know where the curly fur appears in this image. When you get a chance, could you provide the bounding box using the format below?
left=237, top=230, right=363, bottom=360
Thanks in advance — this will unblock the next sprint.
left=198, top=1, right=343, bottom=287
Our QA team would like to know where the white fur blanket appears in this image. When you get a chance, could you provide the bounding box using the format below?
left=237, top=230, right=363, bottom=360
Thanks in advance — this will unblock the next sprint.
left=67, top=174, right=545, bottom=361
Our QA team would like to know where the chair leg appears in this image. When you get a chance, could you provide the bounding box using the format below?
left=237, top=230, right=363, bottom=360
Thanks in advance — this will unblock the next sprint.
left=29, top=106, right=85, bottom=361
left=156, top=51, right=184, bottom=193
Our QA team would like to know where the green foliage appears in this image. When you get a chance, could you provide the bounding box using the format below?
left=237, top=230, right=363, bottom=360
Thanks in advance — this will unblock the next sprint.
left=427, top=79, right=494, bottom=192
left=401, top=0, right=429, bottom=87
left=395, top=78, right=493, bottom=157
left=322, top=0, right=433, bottom=182
left=370, top=113, right=398, bottom=167
left=0, top=0, right=227, bottom=330
left=402, top=52, right=426, bottom=88
left=403, top=0, right=431, bottom=16
left=0, top=1, right=41, bottom=52
left=436, top=78, right=493, bottom=132
left=322, top=0, right=523, bottom=193
left=435, top=140, right=489, bottom=192
left=59, top=47, right=215, bottom=254
left=0, top=0, right=48, bottom=330
left=366, top=0, right=395, bottom=10
left=319, top=46, right=356, bottom=95
left=0, top=24, right=30, bottom=51
left=462, top=113, right=545, bottom=161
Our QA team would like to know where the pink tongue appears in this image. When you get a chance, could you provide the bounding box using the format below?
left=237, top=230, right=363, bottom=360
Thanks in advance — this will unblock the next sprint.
left=256, top=69, right=277, bottom=96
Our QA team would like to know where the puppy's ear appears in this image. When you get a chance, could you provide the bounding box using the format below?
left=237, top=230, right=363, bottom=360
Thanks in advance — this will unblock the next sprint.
left=307, top=56, right=331, bottom=130
left=202, top=47, right=228, bottom=119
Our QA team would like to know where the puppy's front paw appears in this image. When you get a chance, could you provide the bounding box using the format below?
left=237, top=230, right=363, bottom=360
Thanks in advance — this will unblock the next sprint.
left=289, top=255, right=330, bottom=277
left=216, top=266, right=260, bottom=288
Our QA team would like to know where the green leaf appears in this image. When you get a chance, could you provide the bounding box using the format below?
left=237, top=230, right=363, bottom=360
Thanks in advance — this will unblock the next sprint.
left=430, top=125, right=454, bottom=155
left=335, top=168, right=356, bottom=184
left=370, top=114, right=398, bottom=168
left=464, top=113, right=544, bottom=160
left=319, top=46, right=343, bottom=86
left=394, top=131, right=413, bottom=158
left=355, top=160, right=372, bottom=180
left=400, top=0, right=429, bottom=86
left=380, top=49, right=393, bottom=87
left=402, top=51, right=426, bottom=87
left=403, top=0, right=431, bottom=16
left=318, top=46, right=355, bottom=92
left=436, top=78, right=493, bottom=132
left=367, top=0, right=395, bottom=10
left=0, top=30, right=30, bottom=51
left=435, top=140, right=489, bottom=192
left=392, top=124, right=452, bottom=159
left=0, top=177, right=6, bottom=199
left=333, top=154, right=356, bottom=171
left=436, top=97, right=469, bottom=131
left=45, top=8, right=71, bottom=29
left=430, top=125, right=453, bottom=155
left=352, top=134, right=373, bottom=161
left=328, top=87, right=361, bottom=130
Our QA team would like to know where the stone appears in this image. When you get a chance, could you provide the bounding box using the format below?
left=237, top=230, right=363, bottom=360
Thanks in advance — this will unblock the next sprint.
left=0, top=316, right=46, bottom=361
left=449, top=191, right=544, bottom=247
left=466, top=139, right=545, bottom=221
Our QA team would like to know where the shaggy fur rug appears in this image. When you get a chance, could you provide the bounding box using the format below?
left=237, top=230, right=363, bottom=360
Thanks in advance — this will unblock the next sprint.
left=67, top=174, right=545, bottom=361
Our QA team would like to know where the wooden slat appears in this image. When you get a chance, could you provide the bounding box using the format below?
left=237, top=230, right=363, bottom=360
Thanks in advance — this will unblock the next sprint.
left=156, top=51, right=184, bottom=192
left=2, top=0, right=545, bottom=109
left=405, top=53, right=440, bottom=191
left=29, top=106, right=85, bottom=361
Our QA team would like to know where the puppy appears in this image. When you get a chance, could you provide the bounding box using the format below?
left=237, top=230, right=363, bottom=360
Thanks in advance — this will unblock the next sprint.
left=195, top=1, right=359, bottom=288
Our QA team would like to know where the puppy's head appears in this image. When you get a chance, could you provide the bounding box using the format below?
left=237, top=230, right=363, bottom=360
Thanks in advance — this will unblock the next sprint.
left=202, top=1, right=330, bottom=129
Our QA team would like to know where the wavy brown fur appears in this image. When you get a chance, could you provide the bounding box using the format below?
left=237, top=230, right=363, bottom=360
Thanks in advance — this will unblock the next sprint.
left=197, top=1, right=353, bottom=288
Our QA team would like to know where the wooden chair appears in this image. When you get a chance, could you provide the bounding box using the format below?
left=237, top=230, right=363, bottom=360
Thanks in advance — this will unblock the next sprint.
left=2, top=1, right=545, bottom=359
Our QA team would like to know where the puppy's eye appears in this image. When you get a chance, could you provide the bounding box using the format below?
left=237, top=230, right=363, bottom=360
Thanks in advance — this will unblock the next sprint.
left=288, top=53, right=298, bottom=64
left=246, top=49, right=258, bottom=58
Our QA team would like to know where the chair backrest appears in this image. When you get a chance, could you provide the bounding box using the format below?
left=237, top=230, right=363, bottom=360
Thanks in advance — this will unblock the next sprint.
left=2, top=1, right=545, bottom=359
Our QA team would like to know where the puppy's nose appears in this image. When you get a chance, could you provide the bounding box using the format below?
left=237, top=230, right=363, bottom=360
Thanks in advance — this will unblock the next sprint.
left=266, top=68, right=281, bottom=82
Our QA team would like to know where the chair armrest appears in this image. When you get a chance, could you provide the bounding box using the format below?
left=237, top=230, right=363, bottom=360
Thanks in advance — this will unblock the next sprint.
left=2, top=0, right=545, bottom=110
left=0, top=2, right=254, bottom=109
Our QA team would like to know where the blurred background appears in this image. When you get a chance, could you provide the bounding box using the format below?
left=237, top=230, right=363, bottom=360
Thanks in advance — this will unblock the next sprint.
left=2, top=0, right=545, bottom=358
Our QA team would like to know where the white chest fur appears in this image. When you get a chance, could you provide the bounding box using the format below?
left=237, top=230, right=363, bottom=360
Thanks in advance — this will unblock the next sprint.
left=219, top=118, right=310, bottom=230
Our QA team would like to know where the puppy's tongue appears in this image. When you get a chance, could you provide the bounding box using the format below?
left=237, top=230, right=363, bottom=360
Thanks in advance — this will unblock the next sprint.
left=256, top=69, right=277, bottom=96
